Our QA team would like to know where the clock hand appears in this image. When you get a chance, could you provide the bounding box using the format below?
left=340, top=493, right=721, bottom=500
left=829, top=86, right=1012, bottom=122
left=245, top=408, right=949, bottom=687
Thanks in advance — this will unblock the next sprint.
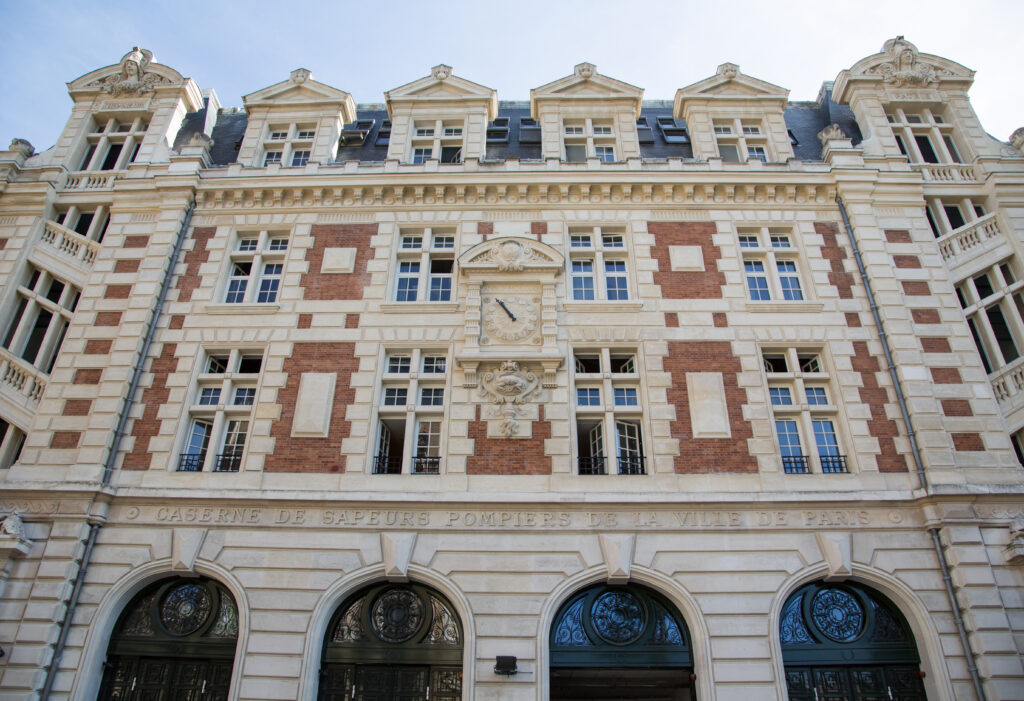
left=495, top=298, right=517, bottom=321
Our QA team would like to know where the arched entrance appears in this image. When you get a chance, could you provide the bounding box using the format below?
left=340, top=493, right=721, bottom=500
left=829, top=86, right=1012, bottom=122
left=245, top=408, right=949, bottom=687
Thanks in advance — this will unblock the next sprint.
left=318, top=581, right=463, bottom=701
left=97, top=576, right=239, bottom=700
left=549, top=583, right=696, bottom=701
left=780, top=580, right=927, bottom=700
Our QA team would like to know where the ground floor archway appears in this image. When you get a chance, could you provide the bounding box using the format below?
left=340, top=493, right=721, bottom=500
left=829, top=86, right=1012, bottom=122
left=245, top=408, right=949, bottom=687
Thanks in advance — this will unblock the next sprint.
left=97, top=576, right=239, bottom=700
left=318, top=581, right=463, bottom=701
left=549, top=583, right=696, bottom=701
left=780, top=580, right=927, bottom=700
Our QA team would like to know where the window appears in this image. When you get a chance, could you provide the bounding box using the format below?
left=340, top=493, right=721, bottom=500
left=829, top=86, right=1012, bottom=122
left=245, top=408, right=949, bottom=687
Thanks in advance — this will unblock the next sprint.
left=179, top=350, right=263, bottom=473
left=763, top=348, right=846, bottom=474
left=885, top=108, right=964, bottom=164
left=392, top=228, right=456, bottom=303
left=1, top=265, right=79, bottom=374
left=0, top=418, right=26, bottom=469
left=737, top=226, right=806, bottom=303
left=567, top=226, right=631, bottom=301
left=77, top=116, right=148, bottom=171
left=411, top=120, right=464, bottom=164
left=375, top=349, right=448, bottom=475
left=222, top=231, right=289, bottom=304
left=53, top=206, right=111, bottom=243
left=562, top=119, right=616, bottom=162
left=956, top=260, right=1024, bottom=373
left=925, top=195, right=987, bottom=236
left=573, top=349, right=645, bottom=475
left=714, top=119, right=768, bottom=162
left=261, top=123, right=316, bottom=167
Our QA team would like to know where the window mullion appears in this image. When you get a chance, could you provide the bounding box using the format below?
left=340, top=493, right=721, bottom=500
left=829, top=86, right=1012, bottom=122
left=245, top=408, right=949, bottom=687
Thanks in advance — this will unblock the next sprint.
left=930, top=126, right=953, bottom=163
left=247, top=253, right=264, bottom=303
left=401, top=404, right=416, bottom=475
left=595, top=251, right=606, bottom=299
left=8, top=297, right=38, bottom=355
left=204, top=412, right=227, bottom=472
left=419, top=251, right=430, bottom=297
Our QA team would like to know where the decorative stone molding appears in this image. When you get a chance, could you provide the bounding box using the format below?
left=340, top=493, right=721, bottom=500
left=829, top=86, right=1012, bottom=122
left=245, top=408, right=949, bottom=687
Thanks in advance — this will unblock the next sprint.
left=381, top=532, right=417, bottom=581
left=1011, top=128, right=1024, bottom=153
left=815, top=532, right=852, bottom=581
left=717, top=62, right=740, bottom=80
left=171, top=528, right=207, bottom=571
left=865, top=36, right=948, bottom=87
left=8, top=139, right=33, bottom=158
left=817, top=124, right=845, bottom=145
left=431, top=64, right=452, bottom=81
left=478, top=361, right=542, bottom=437
left=1003, top=518, right=1024, bottom=565
left=574, top=62, right=596, bottom=80
left=459, top=236, right=563, bottom=273
left=598, top=534, right=635, bottom=584
left=290, top=68, right=312, bottom=84
left=0, top=513, right=32, bottom=561
left=91, top=46, right=168, bottom=96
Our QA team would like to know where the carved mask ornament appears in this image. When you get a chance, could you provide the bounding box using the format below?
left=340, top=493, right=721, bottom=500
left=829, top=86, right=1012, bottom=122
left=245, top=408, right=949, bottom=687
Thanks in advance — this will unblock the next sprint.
left=479, top=361, right=542, bottom=437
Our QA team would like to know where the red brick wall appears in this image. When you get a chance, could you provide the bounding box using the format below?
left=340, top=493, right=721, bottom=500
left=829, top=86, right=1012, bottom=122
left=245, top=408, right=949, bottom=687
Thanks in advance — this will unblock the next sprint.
left=50, top=431, right=80, bottom=449
left=816, top=222, right=855, bottom=300
left=264, top=343, right=356, bottom=473
left=176, top=227, right=215, bottom=302
left=920, top=337, right=951, bottom=353
left=114, top=259, right=140, bottom=274
left=466, top=405, right=551, bottom=475
left=300, top=224, right=376, bottom=300
left=73, top=369, right=102, bottom=385
left=911, top=309, right=940, bottom=324
left=850, top=341, right=908, bottom=472
left=884, top=230, right=913, bottom=244
left=123, top=235, right=149, bottom=248
left=648, top=221, right=724, bottom=299
left=893, top=255, right=922, bottom=269
left=930, top=367, right=963, bottom=384
left=902, top=281, right=930, bottom=296
left=941, top=400, right=973, bottom=417
left=122, top=343, right=178, bottom=470
left=62, top=399, right=92, bottom=416
left=104, top=284, right=132, bottom=299
left=665, top=341, right=756, bottom=473
left=84, top=339, right=112, bottom=355
left=952, top=433, right=984, bottom=451
left=94, top=311, right=122, bottom=327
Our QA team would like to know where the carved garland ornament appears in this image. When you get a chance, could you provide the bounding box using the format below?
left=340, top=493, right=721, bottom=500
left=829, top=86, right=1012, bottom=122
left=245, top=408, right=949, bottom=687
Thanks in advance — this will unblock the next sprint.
left=479, top=360, right=542, bottom=437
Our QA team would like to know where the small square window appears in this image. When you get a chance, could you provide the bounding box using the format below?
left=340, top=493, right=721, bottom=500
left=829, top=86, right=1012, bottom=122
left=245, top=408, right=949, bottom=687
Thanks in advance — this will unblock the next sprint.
left=383, top=387, right=408, bottom=405
left=576, top=388, right=601, bottom=406
left=401, top=235, right=423, bottom=249
left=237, top=355, right=263, bottom=374
left=443, top=127, right=463, bottom=137
left=413, top=148, right=432, bottom=164
left=805, top=387, right=828, bottom=405
left=602, top=234, right=624, bottom=248
left=207, top=356, right=229, bottom=374
left=770, top=235, right=791, bottom=248
left=763, top=354, right=788, bottom=373
left=269, top=131, right=287, bottom=140
left=714, top=125, right=732, bottom=134
left=415, top=128, right=435, bottom=137
left=614, top=388, right=638, bottom=406
left=739, top=235, right=759, bottom=248
left=905, top=114, right=923, bottom=124
left=610, top=355, right=636, bottom=373
left=291, top=150, right=310, bottom=166
left=198, top=388, right=221, bottom=405
left=574, top=354, right=601, bottom=373
left=570, top=234, right=592, bottom=248
left=419, top=387, right=444, bottom=406
left=238, top=239, right=258, bottom=252
left=565, top=126, right=584, bottom=135
left=296, top=130, right=315, bottom=140
left=422, top=356, right=446, bottom=374
left=742, top=125, right=761, bottom=135
left=593, top=125, right=612, bottom=135
left=769, top=387, right=792, bottom=405
left=233, top=387, right=256, bottom=405
left=387, top=356, right=411, bottom=374
left=748, top=146, right=767, bottom=161
left=268, top=238, right=288, bottom=251
left=263, top=151, right=282, bottom=166
left=595, top=146, right=615, bottom=162
left=798, top=355, right=821, bottom=373
left=432, top=235, right=454, bottom=249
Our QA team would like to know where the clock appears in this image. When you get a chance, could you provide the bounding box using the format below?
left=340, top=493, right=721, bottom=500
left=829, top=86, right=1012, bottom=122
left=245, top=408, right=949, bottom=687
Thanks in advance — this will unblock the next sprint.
left=482, top=295, right=539, bottom=343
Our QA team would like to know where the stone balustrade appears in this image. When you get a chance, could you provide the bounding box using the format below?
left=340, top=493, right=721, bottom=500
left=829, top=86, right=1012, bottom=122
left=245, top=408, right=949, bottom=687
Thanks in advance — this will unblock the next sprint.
left=914, top=163, right=977, bottom=182
left=0, top=347, right=46, bottom=407
left=61, top=170, right=119, bottom=191
left=935, top=212, right=1006, bottom=270
left=41, top=220, right=99, bottom=267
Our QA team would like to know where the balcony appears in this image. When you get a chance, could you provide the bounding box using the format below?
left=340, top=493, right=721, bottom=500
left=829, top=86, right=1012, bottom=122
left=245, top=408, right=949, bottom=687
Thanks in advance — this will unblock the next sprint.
left=935, top=213, right=1008, bottom=274
left=782, top=455, right=810, bottom=474
left=41, top=220, right=99, bottom=268
left=990, top=356, right=1024, bottom=416
left=373, top=454, right=402, bottom=475
left=0, top=347, right=46, bottom=408
left=578, top=455, right=606, bottom=475
left=177, top=453, right=204, bottom=472
left=411, top=456, right=440, bottom=474
left=61, top=170, right=121, bottom=192
left=617, top=456, right=646, bottom=475
left=213, top=448, right=243, bottom=472
left=819, top=455, right=849, bottom=473
left=781, top=454, right=848, bottom=474
left=912, top=163, right=977, bottom=183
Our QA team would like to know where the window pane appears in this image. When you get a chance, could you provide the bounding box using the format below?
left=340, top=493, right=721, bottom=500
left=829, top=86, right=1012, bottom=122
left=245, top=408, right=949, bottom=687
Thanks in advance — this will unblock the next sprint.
left=233, top=387, right=256, bottom=405
left=745, top=260, right=770, bottom=300
left=387, top=356, right=411, bottom=374
left=613, top=387, right=638, bottom=406
left=422, top=356, right=446, bottom=374
left=769, top=387, right=792, bottom=405
left=576, top=388, right=600, bottom=406
left=419, top=387, right=444, bottom=406
left=383, top=388, right=408, bottom=405
left=812, top=420, right=840, bottom=456
left=805, top=387, right=828, bottom=405
left=198, top=388, right=221, bottom=405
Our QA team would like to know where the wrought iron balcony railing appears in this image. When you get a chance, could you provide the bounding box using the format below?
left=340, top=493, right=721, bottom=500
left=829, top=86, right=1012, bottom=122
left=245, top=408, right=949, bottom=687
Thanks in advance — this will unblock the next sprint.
left=373, top=454, right=402, bottom=475
left=617, top=455, right=646, bottom=475
left=782, top=455, right=810, bottom=474
left=819, top=455, right=849, bottom=473
left=578, top=455, right=606, bottom=475
left=177, top=453, right=204, bottom=472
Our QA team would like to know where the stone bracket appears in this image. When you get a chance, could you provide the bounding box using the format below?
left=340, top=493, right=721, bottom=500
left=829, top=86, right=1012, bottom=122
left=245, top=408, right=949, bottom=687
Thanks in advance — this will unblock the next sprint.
left=381, top=532, right=417, bottom=581
left=599, top=534, right=635, bottom=584
left=815, top=532, right=852, bottom=581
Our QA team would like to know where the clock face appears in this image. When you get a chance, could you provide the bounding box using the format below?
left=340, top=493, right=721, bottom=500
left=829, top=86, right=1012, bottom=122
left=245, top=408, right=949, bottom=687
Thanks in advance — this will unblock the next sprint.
left=482, top=295, right=539, bottom=342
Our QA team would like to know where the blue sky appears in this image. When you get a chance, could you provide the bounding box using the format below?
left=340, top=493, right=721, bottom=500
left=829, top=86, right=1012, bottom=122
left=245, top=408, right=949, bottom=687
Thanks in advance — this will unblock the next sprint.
left=0, top=0, right=1020, bottom=151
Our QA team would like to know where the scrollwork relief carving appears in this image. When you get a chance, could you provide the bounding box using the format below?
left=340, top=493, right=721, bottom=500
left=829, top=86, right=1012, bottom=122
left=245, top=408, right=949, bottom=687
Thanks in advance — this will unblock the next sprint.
left=479, top=360, right=542, bottom=437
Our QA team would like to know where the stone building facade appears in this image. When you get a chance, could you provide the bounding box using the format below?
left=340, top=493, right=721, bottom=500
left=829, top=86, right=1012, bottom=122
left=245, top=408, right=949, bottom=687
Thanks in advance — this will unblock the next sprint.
left=0, top=38, right=1023, bottom=700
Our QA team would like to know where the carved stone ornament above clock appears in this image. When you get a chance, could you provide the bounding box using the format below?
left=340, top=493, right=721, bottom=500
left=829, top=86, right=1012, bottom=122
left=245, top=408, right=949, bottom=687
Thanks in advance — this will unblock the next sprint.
left=459, top=236, right=563, bottom=275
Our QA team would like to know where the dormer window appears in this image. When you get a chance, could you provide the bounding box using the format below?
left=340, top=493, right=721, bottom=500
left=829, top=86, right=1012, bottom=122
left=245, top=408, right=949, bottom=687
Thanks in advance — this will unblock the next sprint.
left=410, top=119, right=463, bottom=164
left=713, top=119, right=768, bottom=163
left=562, top=119, right=616, bottom=163
left=260, top=123, right=317, bottom=167
left=886, top=107, right=963, bottom=165
left=77, top=116, right=148, bottom=171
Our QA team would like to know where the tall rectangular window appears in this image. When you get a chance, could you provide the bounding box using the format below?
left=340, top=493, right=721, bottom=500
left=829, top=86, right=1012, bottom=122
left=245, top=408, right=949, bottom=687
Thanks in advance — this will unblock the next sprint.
left=222, top=231, right=289, bottom=304
left=573, top=348, right=644, bottom=476
left=1, top=265, right=79, bottom=373
left=393, top=228, right=456, bottom=303
left=376, top=348, right=448, bottom=475
left=738, top=226, right=807, bottom=303
left=568, top=226, right=631, bottom=302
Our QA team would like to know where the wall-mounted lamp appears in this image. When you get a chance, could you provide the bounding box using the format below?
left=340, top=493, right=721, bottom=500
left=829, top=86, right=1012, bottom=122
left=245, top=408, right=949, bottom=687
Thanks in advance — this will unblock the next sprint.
left=494, top=656, right=517, bottom=675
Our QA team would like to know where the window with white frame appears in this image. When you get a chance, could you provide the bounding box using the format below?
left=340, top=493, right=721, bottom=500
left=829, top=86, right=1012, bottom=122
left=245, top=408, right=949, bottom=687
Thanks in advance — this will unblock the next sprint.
left=392, top=229, right=456, bottom=302
left=1, top=265, right=80, bottom=374
left=223, top=231, right=289, bottom=304
left=713, top=118, right=768, bottom=163
left=954, top=259, right=1024, bottom=374
left=763, top=348, right=846, bottom=474
left=567, top=226, right=631, bottom=301
left=260, top=122, right=316, bottom=167
left=573, top=349, right=645, bottom=475
left=179, top=350, right=263, bottom=473
left=77, top=115, right=149, bottom=171
left=562, top=118, right=616, bottom=162
left=737, top=226, right=805, bottom=302
left=375, top=349, right=448, bottom=475
left=53, top=205, right=111, bottom=243
left=410, top=119, right=464, bottom=164
left=0, top=417, right=25, bottom=469
left=923, top=195, right=987, bottom=238
left=885, top=107, right=965, bottom=165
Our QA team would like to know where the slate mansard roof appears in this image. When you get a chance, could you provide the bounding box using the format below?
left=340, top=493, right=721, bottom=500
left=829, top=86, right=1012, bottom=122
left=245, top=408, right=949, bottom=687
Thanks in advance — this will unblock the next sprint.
left=174, top=90, right=861, bottom=167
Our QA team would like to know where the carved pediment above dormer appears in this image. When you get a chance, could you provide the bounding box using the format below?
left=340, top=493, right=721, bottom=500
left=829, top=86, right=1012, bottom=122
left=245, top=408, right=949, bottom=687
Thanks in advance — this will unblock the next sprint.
left=674, top=63, right=789, bottom=115
left=385, top=65, right=498, bottom=119
left=531, top=62, right=644, bottom=116
left=243, top=69, right=357, bottom=121
left=69, top=47, right=198, bottom=108
left=833, top=37, right=974, bottom=103
left=459, top=237, right=563, bottom=275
